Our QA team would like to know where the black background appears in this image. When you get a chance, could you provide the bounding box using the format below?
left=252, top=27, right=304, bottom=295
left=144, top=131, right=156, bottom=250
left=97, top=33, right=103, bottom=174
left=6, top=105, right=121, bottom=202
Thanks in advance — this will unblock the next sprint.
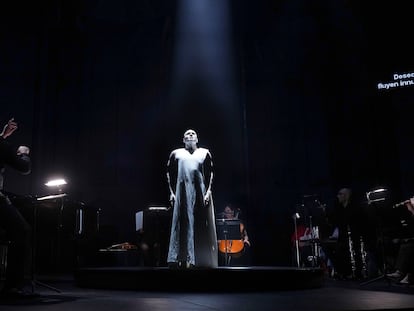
left=1, top=0, right=413, bottom=268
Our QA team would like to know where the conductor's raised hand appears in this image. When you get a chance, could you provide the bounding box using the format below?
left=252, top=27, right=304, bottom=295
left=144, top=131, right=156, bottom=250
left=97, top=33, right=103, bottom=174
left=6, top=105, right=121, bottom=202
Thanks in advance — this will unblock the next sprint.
left=1, top=118, right=18, bottom=139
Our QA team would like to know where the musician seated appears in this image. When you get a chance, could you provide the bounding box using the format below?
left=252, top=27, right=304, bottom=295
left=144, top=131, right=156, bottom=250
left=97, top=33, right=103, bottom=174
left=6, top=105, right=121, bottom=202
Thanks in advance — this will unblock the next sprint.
left=218, top=204, right=251, bottom=266
left=386, top=197, right=414, bottom=285
left=291, top=218, right=327, bottom=269
left=323, top=187, right=369, bottom=280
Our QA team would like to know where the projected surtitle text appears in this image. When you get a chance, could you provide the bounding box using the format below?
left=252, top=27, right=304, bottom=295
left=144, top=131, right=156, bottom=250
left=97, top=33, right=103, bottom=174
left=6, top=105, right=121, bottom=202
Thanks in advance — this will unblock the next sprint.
left=377, top=72, right=414, bottom=90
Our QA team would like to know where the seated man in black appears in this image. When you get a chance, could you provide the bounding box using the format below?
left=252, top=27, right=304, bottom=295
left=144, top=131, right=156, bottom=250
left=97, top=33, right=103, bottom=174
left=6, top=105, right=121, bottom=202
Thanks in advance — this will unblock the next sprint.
left=325, top=188, right=369, bottom=280
left=386, top=197, right=414, bottom=284
left=0, top=118, right=35, bottom=298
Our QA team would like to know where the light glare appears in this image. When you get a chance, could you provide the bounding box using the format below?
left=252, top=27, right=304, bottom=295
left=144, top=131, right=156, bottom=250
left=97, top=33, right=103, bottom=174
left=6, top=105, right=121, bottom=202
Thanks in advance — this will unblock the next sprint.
left=45, top=178, right=67, bottom=187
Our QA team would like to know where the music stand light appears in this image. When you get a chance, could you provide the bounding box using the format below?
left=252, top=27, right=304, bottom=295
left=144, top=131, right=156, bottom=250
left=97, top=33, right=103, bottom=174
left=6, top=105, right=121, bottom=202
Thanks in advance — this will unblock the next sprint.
left=45, top=178, right=67, bottom=192
left=366, top=188, right=388, bottom=205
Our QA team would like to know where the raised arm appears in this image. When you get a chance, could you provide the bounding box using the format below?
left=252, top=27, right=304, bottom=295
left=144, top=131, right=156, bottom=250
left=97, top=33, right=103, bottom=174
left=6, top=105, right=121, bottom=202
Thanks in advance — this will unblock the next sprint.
left=0, top=118, right=31, bottom=174
left=0, top=118, right=18, bottom=139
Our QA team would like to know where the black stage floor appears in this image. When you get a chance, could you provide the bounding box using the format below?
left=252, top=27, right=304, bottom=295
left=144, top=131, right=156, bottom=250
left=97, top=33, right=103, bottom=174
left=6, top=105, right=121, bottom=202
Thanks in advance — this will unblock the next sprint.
left=74, top=266, right=325, bottom=292
left=1, top=266, right=414, bottom=310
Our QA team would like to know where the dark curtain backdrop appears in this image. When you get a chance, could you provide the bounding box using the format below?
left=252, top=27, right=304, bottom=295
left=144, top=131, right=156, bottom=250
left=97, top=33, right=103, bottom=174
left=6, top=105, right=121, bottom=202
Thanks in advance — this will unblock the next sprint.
left=1, top=0, right=413, bottom=266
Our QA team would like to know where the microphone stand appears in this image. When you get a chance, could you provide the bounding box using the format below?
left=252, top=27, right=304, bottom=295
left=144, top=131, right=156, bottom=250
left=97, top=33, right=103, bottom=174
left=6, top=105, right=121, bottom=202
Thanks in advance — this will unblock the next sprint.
left=293, top=213, right=300, bottom=267
left=308, top=216, right=319, bottom=268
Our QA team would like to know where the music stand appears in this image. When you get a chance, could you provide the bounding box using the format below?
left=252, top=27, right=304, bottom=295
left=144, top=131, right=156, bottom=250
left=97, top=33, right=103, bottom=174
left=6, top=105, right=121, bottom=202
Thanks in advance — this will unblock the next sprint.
left=30, top=194, right=67, bottom=293
left=360, top=188, right=391, bottom=286
left=139, top=206, right=170, bottom=267
left=216, top=219, right=241, bottom=266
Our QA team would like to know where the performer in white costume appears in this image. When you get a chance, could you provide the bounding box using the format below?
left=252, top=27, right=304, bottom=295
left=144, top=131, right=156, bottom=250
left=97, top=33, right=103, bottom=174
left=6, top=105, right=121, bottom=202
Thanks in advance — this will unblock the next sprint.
left=166, top=129, right=218, bottom=269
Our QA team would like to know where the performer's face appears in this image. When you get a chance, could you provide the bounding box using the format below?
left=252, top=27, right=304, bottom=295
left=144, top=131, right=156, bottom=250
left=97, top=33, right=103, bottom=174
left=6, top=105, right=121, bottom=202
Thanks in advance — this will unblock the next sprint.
left=224, top=206, right=234, bottom=219
left=337, top=189, right=350, bottom=205
left=183, top=129, right=198, bottom=144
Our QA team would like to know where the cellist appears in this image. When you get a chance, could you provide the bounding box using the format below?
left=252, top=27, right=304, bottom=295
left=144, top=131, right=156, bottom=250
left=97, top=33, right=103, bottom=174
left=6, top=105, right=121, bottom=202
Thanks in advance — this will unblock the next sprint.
left=218, top=204, right=251, bottom=266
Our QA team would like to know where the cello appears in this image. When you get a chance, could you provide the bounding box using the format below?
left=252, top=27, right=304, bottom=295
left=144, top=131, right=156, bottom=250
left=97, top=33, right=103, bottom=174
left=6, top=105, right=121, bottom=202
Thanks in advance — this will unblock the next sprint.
left=218, top=222, right=245, bottom=254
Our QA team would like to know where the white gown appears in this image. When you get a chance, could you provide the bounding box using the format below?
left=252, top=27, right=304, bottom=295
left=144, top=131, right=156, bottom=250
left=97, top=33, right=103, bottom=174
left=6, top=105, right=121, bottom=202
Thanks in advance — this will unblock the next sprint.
left=166, top=147, right=218, bottom=268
